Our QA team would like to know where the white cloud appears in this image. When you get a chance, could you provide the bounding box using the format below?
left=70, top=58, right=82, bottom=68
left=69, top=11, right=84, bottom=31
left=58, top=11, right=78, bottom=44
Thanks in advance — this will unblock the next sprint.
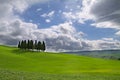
left=0, top=0, right=47, bottom=45
left=34, top=22, right=120, bottom=51
left=62, top=0, right=95, bottom=24
left=48, top=11, right=55, bottom=17
left=0, top=0, right=49, bottom=14
left=62, top=0, right=120, bottom=39
left=58, top=10, right=62, bottom=13
left=115, top=31, right=120, bottom=36
left=62, top=12, right=76, bottom=20
left=51, top=21, right=75, bottom=35
left=91, top=21, right=120, bottom=29
left=0, top=18, right=120, bottom=51
left=45, top=19, right=51, bottom=23
left=41, top=13, right=47, bottom=18
left=36, top=8, right=42, bottom=12
left=0, top=19, right=38, bottom=45
left=102, top=38, right=114, bottom=41
left=0, top=0, right=120, bottom=51
left=63, top=0, right=120, bottom=29
left=81, top=38, right=120, bottom=51
left=41, top=11, right=55, bottom=18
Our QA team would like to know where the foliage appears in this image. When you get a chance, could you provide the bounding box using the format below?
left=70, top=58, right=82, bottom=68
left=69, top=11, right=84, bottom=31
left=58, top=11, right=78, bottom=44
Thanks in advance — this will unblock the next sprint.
left=42, top=41, right=46, bottom=51
left=18, top=40, right=46, bottom=51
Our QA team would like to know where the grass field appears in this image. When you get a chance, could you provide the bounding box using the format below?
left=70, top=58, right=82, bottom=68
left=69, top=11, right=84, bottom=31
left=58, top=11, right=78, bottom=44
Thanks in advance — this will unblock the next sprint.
left=0, top=45, right=120, bottom=80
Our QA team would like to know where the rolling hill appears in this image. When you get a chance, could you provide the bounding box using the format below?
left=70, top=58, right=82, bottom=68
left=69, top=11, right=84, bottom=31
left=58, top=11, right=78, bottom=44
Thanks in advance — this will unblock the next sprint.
left=0, top=45, right=120, bottom=80
left=65, top=50, right=120, bottom=60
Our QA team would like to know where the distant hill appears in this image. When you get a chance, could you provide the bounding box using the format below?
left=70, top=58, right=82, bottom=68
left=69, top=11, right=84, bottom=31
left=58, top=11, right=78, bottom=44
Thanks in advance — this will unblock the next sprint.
left=64, top=49, right=120, bottom=60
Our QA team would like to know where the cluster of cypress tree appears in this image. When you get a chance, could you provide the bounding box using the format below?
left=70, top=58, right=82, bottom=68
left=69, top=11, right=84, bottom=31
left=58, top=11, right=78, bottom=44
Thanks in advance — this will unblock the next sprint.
left=18, top=40, right=46, bottom=51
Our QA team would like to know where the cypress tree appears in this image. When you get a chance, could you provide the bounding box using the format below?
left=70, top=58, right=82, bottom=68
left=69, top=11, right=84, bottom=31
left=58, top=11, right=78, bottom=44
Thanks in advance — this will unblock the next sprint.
left=18, top=40, right=46, bottom=52
left=21, top=40, right=24, bottom=49
left=34, top=40, right=38, bottom=50
left=30, top=40, right=34, bottom=50
left=23, top=40, right=27, bottom=50
left=38, top=41, right=41, bottom=51
left=27, top=40, right=30, bottom=50
left=18, top=41, right=21, bottom=49
left=42, top=41, right=46, bottom=52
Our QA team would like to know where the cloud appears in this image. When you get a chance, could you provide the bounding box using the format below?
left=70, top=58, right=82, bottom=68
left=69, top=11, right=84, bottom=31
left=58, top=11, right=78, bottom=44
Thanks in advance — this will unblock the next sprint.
left=51, top=22, right=75, bottom=35
left=62, top=0, right=120, bottom=39
left=32, top=22, right=120, bottom=51
left=37, top=22, right=89, bottom=51
left=63, top=0, right=120, bottom=29
left=41, top=11, right=55, bottom=18
left=0, top=0, right=50, bottom=21
left=45, top=19, right=51, bottom=23
left=41, top=11, right=55, bottom=23
left=0, top=17, right=86, bottom=51
left=115, top=31, right=120, bottom=36
left=91, top=39, right=120, bottom=50
left=0, top=0, right=49, bottom=14
left=82, top=0, right=120, bottom=38
left=85, top=0, right=120, bottom=30
left=0, top=19, right=38, bottom=45
left=0, top=18, right=120, bottom=51
left=0, top=0, right=120, bottom=51
left=36, top=8, right=42, bottom=12
left=0, top=0, right=46, bottom=44
left=62, top=0, right=94, bottom=24
left=62, top=12, right=76, bottom=21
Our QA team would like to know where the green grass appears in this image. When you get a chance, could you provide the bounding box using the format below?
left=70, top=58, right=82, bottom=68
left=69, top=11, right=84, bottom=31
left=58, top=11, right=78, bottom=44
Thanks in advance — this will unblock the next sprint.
left=0, top=69, right=120, bottom=80
left=0, top=45, right=120, bottom=80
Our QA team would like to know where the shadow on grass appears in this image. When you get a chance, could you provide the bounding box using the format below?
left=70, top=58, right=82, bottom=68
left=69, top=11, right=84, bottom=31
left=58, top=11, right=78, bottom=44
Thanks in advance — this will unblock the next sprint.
left=11, top=49, right=35, bottom=54
left=11, top=48, right=49, bottom=54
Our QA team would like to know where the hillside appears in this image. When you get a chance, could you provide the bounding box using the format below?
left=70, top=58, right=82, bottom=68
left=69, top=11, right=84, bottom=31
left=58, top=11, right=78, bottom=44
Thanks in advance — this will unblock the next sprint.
left=65, top=50, right=120, bottom=60
left=0, top=45, right=120, bottom=80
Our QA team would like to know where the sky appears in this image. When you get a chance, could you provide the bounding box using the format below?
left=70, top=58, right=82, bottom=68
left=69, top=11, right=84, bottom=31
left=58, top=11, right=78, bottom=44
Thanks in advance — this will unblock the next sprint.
left=0, top=0, right=120, bottom=52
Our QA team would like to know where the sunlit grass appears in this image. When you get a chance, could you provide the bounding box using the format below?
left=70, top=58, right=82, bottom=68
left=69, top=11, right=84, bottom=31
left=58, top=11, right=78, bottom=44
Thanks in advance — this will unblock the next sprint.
left=0, top=45, right=120, bottom=80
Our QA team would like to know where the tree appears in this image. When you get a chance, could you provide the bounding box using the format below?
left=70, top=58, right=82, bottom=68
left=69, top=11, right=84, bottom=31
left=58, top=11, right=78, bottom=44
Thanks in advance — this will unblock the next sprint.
left=23, top=40, right=27, bottom=50
left=38, top=41, right=42, bottom=51
left=43, top=41, right=46, bottom=52
left=20, top=40, right=24, bottom=49
left=118, top=58, right=120, bottom=60
left=30, top=40, right=33, bottom=50
left=18, top=40, right=46, bottom=52
left=41, top=41, right=46, bottom=52
left=18, top=41, right=21, bottom=49
left=27, top=40, right=30, bottom=50
left=34, top=40, right=38, bottom=50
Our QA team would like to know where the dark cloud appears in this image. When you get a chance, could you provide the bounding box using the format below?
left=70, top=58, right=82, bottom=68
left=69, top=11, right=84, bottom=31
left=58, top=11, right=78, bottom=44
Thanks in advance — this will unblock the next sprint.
left=90, top=0, right=120, bottom=25
left=45, top=35, right=82, bottom=51
left=0, top=34, right=18, bottom=45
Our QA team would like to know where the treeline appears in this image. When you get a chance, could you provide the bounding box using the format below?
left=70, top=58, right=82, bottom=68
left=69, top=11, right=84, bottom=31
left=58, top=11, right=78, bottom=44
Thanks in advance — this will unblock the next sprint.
left=18, top=40, right=46, bottom=51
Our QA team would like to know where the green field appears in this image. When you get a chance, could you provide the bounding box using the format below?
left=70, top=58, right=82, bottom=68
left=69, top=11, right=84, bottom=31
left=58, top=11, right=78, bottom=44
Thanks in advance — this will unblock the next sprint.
left=0, top=45, right=120, bottom=80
